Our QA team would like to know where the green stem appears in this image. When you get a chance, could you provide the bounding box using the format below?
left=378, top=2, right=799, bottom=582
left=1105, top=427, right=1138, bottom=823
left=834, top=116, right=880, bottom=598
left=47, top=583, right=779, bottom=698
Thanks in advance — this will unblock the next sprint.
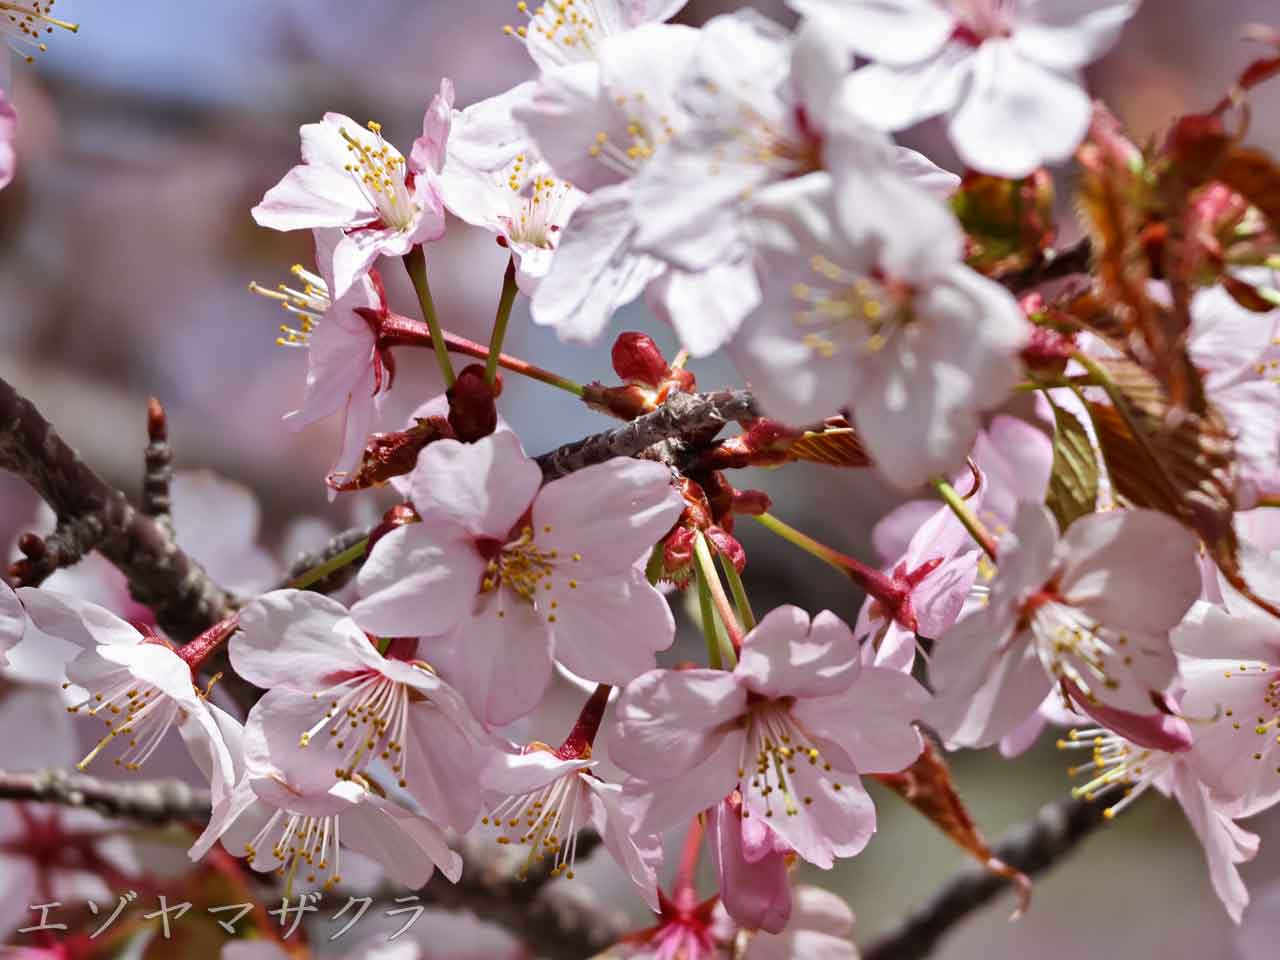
left=752, top=512, right=860, bottom=575
left=694, top=531, right=743, bottom=658
left=486, top=257, right=519, bottom=386
left=403, top=245, right=455, bottom=389
left=719, top=554, right=756, bottom=633
left=645, top=542, right=666, bottom=585
left=694, top=557, right=724, bottom=671
left=933, top=478, right=998, bottom=561
left=288, top=538, right=368, bottom=591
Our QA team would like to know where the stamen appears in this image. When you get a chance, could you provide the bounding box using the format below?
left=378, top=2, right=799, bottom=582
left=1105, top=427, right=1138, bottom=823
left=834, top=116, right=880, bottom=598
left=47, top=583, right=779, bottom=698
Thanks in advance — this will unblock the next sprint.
left=0, top=1, right=78, bottom=62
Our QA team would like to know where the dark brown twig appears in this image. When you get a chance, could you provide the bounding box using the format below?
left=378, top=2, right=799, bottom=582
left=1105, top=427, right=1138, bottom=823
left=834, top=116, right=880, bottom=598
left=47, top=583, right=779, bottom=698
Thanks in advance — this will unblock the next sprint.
left=0, top=768, right=211, bottom=826
left=277, top=525, right=370, bottom=593
left=0, top=377, right=235, bottom=640
left=861, top=796, right=1110, bottom=960
left=996, top=237, right=1094, bottom=295
left=535, top=389, right=760, bottom=481
left=141, top=396, right=174, bottom=521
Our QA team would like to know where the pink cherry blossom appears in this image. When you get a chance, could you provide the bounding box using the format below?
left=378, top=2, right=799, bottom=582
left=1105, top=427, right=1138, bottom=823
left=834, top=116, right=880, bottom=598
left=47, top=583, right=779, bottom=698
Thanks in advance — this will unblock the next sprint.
left=929, top=503, right=1202, bottom=750
left=612, top=606, right=928, bottom=869
left=0, top=88, right=15, bottom=192
left=1058, top=723, right=1258, bottom=923
left=0, top=580, right=23, bottom=667
left=730, top=172, right=1027, bottom=488
left=251, top=90, right=450, bottom=299
left=255, top=229, right=394, bottom=488
left=506, top=0, right=689, bottom=71
left=437, top=84, right=585, bottom=294
left=231, top=589, right=494, bottom=833
left=630, top=11, right=958, bottom=276
left=856, top=511, right=980, bottom=673
left=190, top=693, right=461, bottom=894
left=15, top=588, right=240, bottom=806
left=804, top=0, right=1140, bottom=177
left=352, top=430, right=684, bottom=727
left=479, top=744, right=661, bottom=907
left=1186, top=282, right=1280, bottom=508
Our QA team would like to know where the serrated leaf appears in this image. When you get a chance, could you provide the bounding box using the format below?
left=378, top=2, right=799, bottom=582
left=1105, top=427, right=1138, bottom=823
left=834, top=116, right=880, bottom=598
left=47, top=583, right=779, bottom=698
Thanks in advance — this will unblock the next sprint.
left=873, top=739, right=1031, bottom=913
left=1044, top=397, right=1099, bottom=531
left=1085, top=357, right=1280, bottom=618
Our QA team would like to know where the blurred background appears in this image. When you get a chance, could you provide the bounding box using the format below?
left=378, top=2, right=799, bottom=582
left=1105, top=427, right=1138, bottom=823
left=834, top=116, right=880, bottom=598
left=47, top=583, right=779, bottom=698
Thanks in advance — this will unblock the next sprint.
left=1, top=1, right=1279, bottom=957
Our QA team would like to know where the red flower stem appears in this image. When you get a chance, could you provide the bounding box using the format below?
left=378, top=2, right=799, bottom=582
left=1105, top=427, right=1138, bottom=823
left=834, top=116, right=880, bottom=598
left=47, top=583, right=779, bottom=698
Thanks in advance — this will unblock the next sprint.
left=176, top=612, right=239, bottom=673
left=380, top=314, right=584, bottom=397
left=693, top=531, right=744, bottom=655
left=752, top=512, right=907, bottom=604
left=557, top=683, right=613, bottom=759
left=674, top=815, right=706, bottom=896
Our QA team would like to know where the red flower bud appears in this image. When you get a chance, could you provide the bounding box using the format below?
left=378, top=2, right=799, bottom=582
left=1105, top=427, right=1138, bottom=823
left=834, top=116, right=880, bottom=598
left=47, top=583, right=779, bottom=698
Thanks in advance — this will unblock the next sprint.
left=447, top=363, right=502, bottom=442
left=612, top=332, right=670, bottom=387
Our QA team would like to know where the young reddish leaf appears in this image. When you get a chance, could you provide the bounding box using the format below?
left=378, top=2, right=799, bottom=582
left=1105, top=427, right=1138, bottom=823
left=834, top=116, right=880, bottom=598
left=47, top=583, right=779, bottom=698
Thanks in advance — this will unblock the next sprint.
left=873, top=739, right=1032, bottom=915
left=1216, top=146, right=1280, bottom=229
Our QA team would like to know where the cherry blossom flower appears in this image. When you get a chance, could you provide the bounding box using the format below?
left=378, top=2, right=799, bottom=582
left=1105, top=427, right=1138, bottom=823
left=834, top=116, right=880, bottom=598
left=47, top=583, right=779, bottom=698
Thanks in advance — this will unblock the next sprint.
left=1173, top=598, right=1280, bottom=817
left=801, top=0, right=1140, bottom=177
left=929, top=503, right=1202, bottom=751
left=253, top=229, right=394, bottom=487
left=15, top=588, right=240, bottom=805
left=504, top=0, right=689, bottom=70
left=479, top=744, right=661, bottom=906
left=251, top=87, right=451, bottom=299
left=0, top=89, right=15, bottom=192
left=729, top=172, right=1027, bottom=488
left=1058, top=723, right=1259, bottom=922
left=630, top=11, right=958, bottom=276
left=514, top=23, right=762, bottom=356
left=612, top=605, right=928, bottom=869
left=437, top=84, right=585, bottom=293
left=190, top=698, right=461, bottom=894
left=1186, top=283, right=1280, bottom=508
left=231, top=590, right=494, bottom=833
left=352, top=430, right=684, bottom=727
left=855, top=500, right=980, bottom=671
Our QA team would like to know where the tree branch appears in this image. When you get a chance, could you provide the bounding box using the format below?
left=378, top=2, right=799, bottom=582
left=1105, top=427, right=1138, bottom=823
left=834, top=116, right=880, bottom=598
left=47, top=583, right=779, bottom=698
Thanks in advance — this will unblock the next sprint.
left=996, top=237, right=1094, bottom=295
left=0, top=768, right=212, bottom=826
left=861, top=796, right=1109, bottom=960
left=141, top=396, right=174, bottom=522
left=535, top=389, right=759, bottom=481
left=277, top=525, right=369, bottom=593
left=0, top=377, right=235, bottom=641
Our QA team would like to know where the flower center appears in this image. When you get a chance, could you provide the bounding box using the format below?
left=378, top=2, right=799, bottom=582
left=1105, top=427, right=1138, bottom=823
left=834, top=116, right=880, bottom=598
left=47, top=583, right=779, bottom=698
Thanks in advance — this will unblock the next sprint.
left=1025, top=600, right=1134, bottom=704
left=502, top=0, right=621, bottom=66
left=949, top=0, right=1014, bottom=44
left=298, top=668, right=422, bottom=789
left=1212, top=661, right=1280, bottom=772
left=480, top=523, right=582, bottom=623
left=250, top=263, right=330, bottom=348
left=64, top=677, right=177, bottom=773
left=499, top=155, right=575, bottom=249
left=1058, top=726, right=1173, bottom=819
left=790, top=260, right=911, bottom=359
left=340, top=121, right=419, bottom=233
left=244, top=806, right=343, bottom=894
left=0, top=1, right=77, bottom=62
left=739, top=699, right=844, bottom=820
left=482, top=763, right=591, bottom=880
left=588, top=93, right=677, bottom=178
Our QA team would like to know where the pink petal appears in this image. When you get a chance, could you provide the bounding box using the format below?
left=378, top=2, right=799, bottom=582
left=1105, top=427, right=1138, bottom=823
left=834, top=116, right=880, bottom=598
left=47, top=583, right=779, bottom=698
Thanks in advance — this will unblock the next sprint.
left=1013, top=0, right=1139, bottom=72
left=787, top=0, right=955, bottom=65
left=534, top=457, right=684, bottom=576
left=548, top=570, right=675, bottom=685
left=0, top=91, right=15, bottom=191
left=737, top=607, right=862, bottom=700
left=342, top=797, right=463, bottom=887
left=1171, top=762, right=1258, bottom=924
left=410, top=432, right=541, bottom=539
left=17, top=587, right=141, bottom=650
left=709, top=799, right=792, bottom=934
left=234, top=589, right=381, bottom=689
left=793, top=667, right=927, bottom=773
left=352, top=522, right=485, bottom=640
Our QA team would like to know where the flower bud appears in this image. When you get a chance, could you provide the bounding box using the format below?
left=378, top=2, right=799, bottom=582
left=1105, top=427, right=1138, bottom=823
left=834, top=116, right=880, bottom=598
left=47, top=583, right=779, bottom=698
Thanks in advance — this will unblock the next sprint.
left=447, top=363, right=502, bottom=442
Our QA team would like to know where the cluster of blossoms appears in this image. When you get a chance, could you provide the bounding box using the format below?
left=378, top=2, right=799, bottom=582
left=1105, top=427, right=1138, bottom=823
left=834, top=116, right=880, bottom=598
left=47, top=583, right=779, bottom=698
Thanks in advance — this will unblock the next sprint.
left=4, top=1, right=1280, bottom=958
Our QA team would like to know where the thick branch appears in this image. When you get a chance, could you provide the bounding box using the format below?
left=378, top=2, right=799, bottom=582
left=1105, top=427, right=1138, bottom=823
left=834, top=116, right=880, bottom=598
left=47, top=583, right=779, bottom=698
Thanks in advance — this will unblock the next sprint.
left=535, top=389, right=759, bottom=481
left=862, top=796, right=1109, bottom=960
left=0, top=377, right=234, bottom=641
left=0, top=768, right=211, bottom=826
